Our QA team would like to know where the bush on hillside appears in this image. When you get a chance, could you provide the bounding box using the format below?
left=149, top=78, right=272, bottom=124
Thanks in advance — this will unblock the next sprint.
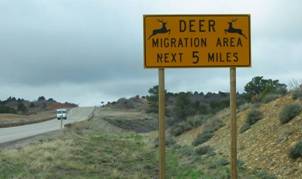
left=203, top=117, right=225, bottom=132
left=261, top=94, right=280, bottom=103
left=192, top=118, right=224, bottom=146
left=153, top=136, right=176, bottom=148
left=289, top=140, right=302, bottom=159
left=254, top=170, right=277, bottom=179
left=246, top=109, right=263, bottom=125
left=195, top=145, right=214, bottom=156
left=170, top=115, right=209, bottom=136
left=192, top=130, right=214, bottom=146
left=239, top=123, right=251, bottom=133
left=170, top=122, right=191, bottom=136
left=279, top=104, right=301, bottom=124
left=292, top=89, right=302, bottom=100
left=240, top=109, right=263, bottom=133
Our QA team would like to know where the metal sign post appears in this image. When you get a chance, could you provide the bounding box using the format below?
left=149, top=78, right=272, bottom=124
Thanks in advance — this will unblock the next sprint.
left=230, top=67, right=237, bottom=179
left=60, top=119, right=63, bottom=129
left=158, top=68, right=166, bottom=179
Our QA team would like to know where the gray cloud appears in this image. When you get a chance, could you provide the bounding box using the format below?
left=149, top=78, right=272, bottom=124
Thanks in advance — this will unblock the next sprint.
left=0, top=0, right=301, bottom=105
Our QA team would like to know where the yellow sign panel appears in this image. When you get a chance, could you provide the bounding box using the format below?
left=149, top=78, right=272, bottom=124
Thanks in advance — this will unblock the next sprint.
left=144, top=15, right=251, bottom=68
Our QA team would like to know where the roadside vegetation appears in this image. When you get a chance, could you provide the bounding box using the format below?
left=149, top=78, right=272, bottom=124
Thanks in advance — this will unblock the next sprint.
left=240, top=109, right=263, bottom=133
left=289, top=140, right=302, bottom=160
left=279, top=104, right=301, bottom=124
left=0, top=107, right=275, bottom=178
left=0, top=76, right=296, bottom=178
left=192, top=117, right=224, bottom=146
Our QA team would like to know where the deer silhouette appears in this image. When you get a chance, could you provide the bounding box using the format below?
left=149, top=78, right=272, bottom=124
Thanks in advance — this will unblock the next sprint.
left=224, top=19, right=247, bottom=39
left=148, top=19, right=171, bottom=40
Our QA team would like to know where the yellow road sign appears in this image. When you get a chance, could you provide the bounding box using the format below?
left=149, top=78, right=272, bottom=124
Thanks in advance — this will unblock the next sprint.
left=144, top=14, right=251, bottom=68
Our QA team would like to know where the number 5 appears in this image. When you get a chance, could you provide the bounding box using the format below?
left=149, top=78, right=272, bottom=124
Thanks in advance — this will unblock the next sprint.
left=192, top=51, right=199, bottom=64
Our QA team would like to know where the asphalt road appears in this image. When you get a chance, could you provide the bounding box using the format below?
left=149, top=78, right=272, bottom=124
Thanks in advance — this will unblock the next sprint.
left=0, top=107, right=95, bottom=144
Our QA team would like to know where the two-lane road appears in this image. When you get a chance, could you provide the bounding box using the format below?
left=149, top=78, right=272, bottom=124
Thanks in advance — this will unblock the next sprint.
left=0, top=107, right=94, bottom=144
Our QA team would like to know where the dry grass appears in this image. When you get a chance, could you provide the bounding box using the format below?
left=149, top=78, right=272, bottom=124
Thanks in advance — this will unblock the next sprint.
left=0, top=111, right=55, bottom=127
left=0, top=108, right=206, bottom=178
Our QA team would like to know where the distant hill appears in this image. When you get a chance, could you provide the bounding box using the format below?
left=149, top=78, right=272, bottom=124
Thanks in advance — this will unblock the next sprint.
left=0, top=96, right=78, bottom=115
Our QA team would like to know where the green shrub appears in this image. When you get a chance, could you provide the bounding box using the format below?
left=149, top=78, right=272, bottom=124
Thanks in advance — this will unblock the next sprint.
left=192, top=130, right=214, bottom=146
left=153, top=136, right=176, bottom=148
left=195, top=145, right=214, bottom=156
left=292, top=89, right=302, bottom=100
left=170, top=125, right=185, bottom=136
left=254, top=169, right=277, bottom=179
left=279, top=104, right=302, bottom=124
left=240, top=123, right=251, bottom=133
left=170, top=122, right=191, bottom=136
left=0, top=105, right=16, bottom=113
left=240, top=109, right=263, bottom=133
left=187, top=115, right=207, bottom=127
left=246, top=109, right=263, bottom=125
left=178, top=145, right=195, bottom=157
left=192, top=118, right=224, bottom=146
left=289, top=140, right=302, bottom=159
left=216, top=159, right=230, bottom=166
left=261, top=94, right=280, bottom=103
left=170, top=115, right=209, bottom=136
left=203, top=117, right=224, bottom=132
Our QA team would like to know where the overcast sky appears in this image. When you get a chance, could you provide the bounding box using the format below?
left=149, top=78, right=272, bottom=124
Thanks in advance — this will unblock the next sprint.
left=0, top=0, right=301, bottom=106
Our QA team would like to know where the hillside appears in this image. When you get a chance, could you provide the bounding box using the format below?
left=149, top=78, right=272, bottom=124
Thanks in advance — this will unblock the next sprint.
left=177, top=94, right=302, bottom=178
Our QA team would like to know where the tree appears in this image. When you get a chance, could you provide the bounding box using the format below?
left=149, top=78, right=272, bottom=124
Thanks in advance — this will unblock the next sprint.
left=47, top=98, right=55, bottom=102
left=146, top=85, right=168, bottom=113
left=174, top=92, right=194, bottom=120
left=244, top=76, right=287, bottom=102
left=0, top=105, right=16, bottom=113
left=17, top=102, right=28, bottom=113
left=38, top=96, right=46, bottom=101
left=6, top=96, right=16, bottom=102
left=29, top=102, right=35, bottom=108
left=146, top=86, right=159, bottom=113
